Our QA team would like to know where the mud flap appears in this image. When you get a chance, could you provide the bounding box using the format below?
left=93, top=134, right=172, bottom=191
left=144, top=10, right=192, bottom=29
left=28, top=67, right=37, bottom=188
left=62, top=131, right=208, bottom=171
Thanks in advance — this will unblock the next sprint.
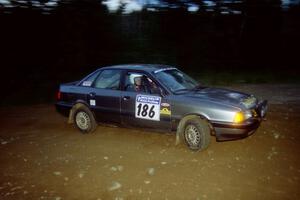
left=68, top=103, right=84, bottom=124
left=68, top=108, right=74, bottom=124
left=175, top=132, right=181, bottom=145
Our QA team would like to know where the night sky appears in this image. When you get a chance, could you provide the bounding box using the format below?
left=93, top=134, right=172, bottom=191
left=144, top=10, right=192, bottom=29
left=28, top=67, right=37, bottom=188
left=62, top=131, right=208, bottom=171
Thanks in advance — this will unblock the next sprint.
left=0, top=0, right=299, bottom=104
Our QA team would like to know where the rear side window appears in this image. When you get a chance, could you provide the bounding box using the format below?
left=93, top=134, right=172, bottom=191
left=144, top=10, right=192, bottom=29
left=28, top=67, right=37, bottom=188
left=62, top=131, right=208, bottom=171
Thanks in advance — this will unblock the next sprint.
left=94, top=69, right=122, bottom=90
left=81, top=70, right=101, bottom=87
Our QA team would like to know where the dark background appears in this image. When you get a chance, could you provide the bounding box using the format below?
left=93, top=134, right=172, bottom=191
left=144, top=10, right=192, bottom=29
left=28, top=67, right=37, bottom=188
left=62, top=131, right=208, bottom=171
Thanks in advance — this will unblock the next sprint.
left=0, top=0, right=299, bottom=105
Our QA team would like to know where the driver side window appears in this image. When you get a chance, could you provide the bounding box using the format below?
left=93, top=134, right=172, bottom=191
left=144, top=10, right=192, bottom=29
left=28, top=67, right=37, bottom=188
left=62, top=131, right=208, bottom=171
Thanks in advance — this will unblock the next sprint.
left=94, top=69, right=122, bottom=90
left=124, top=72, right=159, bottom=94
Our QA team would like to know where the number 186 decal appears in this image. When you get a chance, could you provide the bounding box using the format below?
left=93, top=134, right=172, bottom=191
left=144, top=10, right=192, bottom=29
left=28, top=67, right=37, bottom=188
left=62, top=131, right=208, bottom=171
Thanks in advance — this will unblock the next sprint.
left=135, top=95, right=161, bottom=121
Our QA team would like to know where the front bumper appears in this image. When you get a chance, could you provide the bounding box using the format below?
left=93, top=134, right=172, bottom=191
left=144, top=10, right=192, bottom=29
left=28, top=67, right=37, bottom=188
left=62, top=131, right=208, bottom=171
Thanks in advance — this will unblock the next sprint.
left=212, top=118, right=261, bottom=141
left=212, top=100, right=267, bottom=141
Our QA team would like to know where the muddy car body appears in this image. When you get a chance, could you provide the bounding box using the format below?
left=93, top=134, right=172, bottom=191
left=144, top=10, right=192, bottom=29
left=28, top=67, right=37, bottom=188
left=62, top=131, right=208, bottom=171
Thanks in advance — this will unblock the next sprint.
left=56, top=64, right=268, bottom=151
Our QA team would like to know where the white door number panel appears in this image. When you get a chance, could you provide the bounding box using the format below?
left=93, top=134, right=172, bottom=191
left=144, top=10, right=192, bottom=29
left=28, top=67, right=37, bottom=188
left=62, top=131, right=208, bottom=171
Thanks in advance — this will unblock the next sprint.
left=135, top=95, right=161, bottom=121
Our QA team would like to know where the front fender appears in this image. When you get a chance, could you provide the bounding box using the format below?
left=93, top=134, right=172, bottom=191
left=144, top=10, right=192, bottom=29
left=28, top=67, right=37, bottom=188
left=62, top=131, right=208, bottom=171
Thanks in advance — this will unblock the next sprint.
left=175, top=114, right=209, bottom=145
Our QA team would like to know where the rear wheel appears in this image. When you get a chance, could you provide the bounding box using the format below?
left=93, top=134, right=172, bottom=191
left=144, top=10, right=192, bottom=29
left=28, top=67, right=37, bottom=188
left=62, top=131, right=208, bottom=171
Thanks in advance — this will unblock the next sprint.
left=74, top=106, right=97, bottom=133
left=183, top=117, right=211, bottom=151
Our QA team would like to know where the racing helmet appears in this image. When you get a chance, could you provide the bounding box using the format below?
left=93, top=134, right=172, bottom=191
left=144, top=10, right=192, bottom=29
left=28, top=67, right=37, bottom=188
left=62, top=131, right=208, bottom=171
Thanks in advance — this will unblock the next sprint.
left=129, top=74, right=143, bottom=85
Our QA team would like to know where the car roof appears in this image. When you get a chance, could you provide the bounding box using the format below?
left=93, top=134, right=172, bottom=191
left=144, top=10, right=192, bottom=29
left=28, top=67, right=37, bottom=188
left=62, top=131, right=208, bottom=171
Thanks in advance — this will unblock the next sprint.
left=100, top=64, right=177, bottom=73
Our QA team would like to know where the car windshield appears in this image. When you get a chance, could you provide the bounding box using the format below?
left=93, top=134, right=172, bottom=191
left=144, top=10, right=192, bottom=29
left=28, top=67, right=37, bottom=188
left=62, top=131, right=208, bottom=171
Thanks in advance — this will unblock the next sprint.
left=154, top=69, right=199, bottom=93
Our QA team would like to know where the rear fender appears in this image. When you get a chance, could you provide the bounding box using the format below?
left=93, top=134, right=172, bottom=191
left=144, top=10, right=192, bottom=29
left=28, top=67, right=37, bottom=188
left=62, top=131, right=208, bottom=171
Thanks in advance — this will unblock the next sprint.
left=68, top=101, right=90, bottom=124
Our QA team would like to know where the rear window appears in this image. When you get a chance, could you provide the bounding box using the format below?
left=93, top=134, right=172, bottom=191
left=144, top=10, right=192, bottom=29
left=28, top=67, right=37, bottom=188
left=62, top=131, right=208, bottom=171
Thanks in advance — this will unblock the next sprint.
left=80, top=70, right=101, bottom=87
left=94, top=69, right=122, bottom=90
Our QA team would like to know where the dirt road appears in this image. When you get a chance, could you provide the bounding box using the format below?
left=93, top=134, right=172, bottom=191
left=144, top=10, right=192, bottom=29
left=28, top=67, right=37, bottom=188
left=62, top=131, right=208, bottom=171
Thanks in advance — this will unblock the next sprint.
left=0, top=84, right=299, bottom=200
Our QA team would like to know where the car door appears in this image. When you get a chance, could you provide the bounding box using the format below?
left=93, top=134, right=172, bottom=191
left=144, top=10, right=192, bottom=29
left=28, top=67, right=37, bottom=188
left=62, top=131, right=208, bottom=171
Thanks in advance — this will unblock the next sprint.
left=87, top=69, right=122, bottom=124
left=120, top=71, right=171, bottom=130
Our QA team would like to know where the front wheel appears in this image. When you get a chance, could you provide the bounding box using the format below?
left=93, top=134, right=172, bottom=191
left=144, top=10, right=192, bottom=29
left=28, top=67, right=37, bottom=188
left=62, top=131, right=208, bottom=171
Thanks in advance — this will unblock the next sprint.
left=74, top=106, right=97, bottom=133
left=183, top=117, right=211, bottom=151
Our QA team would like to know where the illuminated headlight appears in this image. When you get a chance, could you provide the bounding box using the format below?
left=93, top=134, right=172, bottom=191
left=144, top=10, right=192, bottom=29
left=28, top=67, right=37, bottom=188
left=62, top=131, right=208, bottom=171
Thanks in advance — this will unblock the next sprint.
left=233, top=110, right=255, bottom=123
left=246, top=109, right=258, bottom=118
left=245, top=110, right=253, bottom=119
left=233, top=112, right=245, bottom=123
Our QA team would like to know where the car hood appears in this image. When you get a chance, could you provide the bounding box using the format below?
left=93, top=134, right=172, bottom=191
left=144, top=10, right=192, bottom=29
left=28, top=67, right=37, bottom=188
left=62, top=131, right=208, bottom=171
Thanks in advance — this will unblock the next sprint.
left=184, top=87, right=257, bottom=109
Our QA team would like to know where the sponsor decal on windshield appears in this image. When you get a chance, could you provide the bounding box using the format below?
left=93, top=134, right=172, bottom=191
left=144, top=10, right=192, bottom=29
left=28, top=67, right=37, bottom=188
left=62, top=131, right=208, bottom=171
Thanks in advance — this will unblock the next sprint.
left=82, top=81, right=92, bottom=87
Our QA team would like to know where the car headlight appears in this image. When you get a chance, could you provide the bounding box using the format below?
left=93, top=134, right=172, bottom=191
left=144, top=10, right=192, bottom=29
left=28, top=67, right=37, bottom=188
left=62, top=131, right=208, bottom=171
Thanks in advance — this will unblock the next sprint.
left=233, top=112, right=245, bottom=123
left=245, top=110, right=254, bottom=119
left=234, top=110, right=256, bottom=123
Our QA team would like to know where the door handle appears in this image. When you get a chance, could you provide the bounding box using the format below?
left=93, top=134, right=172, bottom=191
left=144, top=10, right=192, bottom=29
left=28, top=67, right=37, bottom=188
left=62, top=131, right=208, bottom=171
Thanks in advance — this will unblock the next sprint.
left=89, top=92, right=96, bottom=98
left=123, top=96, right=130, bottom=101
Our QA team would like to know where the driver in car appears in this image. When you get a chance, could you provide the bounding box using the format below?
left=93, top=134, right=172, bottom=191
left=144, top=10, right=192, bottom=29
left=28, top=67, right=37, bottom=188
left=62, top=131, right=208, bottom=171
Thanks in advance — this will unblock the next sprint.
left=133, top=76, right=145, bottom=92
left=126, top=74, right=158, bottom=94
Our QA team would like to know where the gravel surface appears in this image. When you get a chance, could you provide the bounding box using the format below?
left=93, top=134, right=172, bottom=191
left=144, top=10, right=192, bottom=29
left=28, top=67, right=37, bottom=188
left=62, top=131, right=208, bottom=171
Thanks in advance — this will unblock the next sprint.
left=0, top=84, right=299, bottom=200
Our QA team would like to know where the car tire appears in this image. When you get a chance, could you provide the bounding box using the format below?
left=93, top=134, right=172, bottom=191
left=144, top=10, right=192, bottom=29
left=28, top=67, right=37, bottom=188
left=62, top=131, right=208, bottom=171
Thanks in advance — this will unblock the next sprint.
left=73, top=105, right=97, bottom=133
left=183, top=117, right=211, bottom=151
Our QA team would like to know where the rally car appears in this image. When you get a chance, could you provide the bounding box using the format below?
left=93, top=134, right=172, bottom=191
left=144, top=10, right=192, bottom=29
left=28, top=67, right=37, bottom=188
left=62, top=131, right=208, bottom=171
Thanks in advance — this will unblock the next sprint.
left=55, top=64, right=268, bottom=151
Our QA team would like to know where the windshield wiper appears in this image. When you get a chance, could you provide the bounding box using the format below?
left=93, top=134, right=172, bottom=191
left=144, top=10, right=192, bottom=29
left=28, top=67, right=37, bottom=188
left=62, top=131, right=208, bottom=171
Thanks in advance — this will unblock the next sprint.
left=173, top=88, right=190, bottom=93
left=174, top=84, right=206, bottom=93
left=192, top=84, right=206, bottom=91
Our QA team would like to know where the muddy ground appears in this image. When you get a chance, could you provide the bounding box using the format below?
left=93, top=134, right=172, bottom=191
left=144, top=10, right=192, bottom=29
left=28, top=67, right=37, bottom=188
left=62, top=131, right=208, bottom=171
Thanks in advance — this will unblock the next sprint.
left=0, top=84, right=299, bottom=200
